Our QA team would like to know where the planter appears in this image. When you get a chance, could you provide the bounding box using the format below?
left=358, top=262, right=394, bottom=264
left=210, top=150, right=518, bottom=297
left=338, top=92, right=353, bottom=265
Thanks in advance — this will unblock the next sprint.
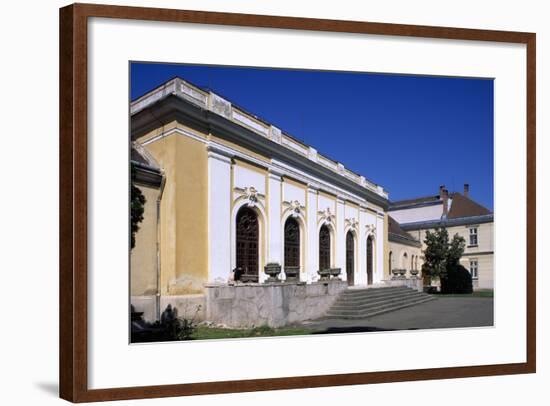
left=329, top=267, right=342, bottom=280
left=317, top=268, right=331, bottom=281
left=410, top=269, right=419, bottom=278
left=264, top=263, right=282, bottom=283
left=391, top=269, right=400, bottom=280
left=284, top=266, right=300, bottom=282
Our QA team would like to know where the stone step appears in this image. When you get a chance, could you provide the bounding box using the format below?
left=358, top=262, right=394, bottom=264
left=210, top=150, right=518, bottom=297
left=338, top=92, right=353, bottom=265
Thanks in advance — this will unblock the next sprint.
left=327, top=295, right=432, bottom=316
left=322, top=286, right=435, bottom=320
left=330, top=291, right=428, bottom=311
left=324, top=296, right=435, bottom=320
left=333, top=290, right=422, bottom=306
left=341, top=286, right=409, bottom=298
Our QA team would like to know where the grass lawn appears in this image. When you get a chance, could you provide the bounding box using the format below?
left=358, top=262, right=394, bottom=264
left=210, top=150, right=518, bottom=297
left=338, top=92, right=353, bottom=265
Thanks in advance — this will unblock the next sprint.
left=191, top=325, right=314, bottom=340
left=433, top=289, right=493, bottom=298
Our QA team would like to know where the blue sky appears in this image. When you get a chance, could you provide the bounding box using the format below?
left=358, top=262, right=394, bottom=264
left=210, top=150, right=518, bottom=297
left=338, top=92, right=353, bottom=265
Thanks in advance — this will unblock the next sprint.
left=131, top=63, right=494, bottom=210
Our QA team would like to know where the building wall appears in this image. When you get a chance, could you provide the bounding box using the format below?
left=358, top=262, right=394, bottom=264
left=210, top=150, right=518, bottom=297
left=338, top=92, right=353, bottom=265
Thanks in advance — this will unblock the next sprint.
left=388, top=241, right=423, bottom=278
left=133, top=120, right=389, bottom=296
left=144, top=130, right=209, bottom=295
left=407, top=222, right=494, bottom=290
left=130, top=184, right=160, bottom=296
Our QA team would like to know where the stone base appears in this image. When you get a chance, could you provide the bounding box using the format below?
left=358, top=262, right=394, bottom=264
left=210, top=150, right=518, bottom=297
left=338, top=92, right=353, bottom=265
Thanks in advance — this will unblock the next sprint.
left=160, top=295, right=206, bottom=322
left=131, top=295, right=157, bottom=323
left=205, top=280, right=348, bottom=328
left=383, top=277, right=423, bottom=292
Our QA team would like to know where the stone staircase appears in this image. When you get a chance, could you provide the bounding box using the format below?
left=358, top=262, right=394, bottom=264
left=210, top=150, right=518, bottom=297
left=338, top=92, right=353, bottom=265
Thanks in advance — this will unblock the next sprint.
left=323, top=286, right=435, bottom=320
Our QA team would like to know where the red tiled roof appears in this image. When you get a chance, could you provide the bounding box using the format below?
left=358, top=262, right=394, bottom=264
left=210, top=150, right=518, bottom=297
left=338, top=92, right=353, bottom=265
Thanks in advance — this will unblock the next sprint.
left=448, top=192, right=491, bottom=219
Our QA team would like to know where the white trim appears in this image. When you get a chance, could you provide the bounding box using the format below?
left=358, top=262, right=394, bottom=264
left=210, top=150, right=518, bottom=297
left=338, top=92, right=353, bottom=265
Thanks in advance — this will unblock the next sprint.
left=141, top=126, right=208, bottom=146
left=281, top=209, right=307, bottom=281
left=140, top=126, right=387, bottom=202
left=230, top=196, right=268, bottom=283
left=343, top=227, right=359, bottom=286
left=317, top=218, right=336, bottom=269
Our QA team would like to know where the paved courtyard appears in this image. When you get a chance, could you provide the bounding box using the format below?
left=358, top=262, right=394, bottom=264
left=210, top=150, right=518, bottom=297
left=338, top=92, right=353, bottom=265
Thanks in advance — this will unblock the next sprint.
left=304, top=296, right=494, bottom=334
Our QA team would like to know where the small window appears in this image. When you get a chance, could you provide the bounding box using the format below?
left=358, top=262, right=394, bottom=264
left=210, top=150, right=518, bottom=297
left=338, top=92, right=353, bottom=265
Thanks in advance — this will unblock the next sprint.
left=469, top=227, right=478, bottom=246
left=469, top=259, right=479, bottom=279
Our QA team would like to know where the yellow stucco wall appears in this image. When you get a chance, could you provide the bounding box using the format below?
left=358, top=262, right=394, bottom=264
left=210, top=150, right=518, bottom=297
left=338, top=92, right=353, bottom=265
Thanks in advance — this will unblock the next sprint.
left=130, top=184, right=160, bottom=296
left=407, top=222, right=494, bottom=289
left=145, top=133, right=209, bottom=295
left=209, top=134, right=270, bottom=163
left=388, top=240, right=423, bottom=277
left=283, top=176, right=307, bottom=191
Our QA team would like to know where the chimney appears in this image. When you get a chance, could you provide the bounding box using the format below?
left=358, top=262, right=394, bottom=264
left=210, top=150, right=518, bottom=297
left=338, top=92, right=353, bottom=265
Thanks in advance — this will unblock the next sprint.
left=439, top=185, right=445, bottom=197
left=442, top=188, right=449, bottom=218
left=464, top=183, right=470, bottom=198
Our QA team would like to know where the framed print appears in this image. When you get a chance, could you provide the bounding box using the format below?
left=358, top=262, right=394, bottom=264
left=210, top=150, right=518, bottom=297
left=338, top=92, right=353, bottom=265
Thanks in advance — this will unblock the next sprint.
left=59, top=3, right=536, bottom=402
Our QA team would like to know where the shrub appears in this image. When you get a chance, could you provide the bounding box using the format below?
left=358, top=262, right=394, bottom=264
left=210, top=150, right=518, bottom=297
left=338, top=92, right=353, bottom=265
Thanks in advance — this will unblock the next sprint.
left=441, top=264, right=473, bottom=294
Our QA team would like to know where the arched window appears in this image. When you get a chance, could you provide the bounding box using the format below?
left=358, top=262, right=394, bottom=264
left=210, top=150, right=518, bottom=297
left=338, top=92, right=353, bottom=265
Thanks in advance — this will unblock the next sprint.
left=319, top=225, right=331, bottom=270
left=411, top=255, right=415, bottom=271
left=284, top=217, right=300, bottom=268
left=402, top=252, right=408, bottom=270
left=345, top=231, right=355, bottom=286
left=366, top=235, right=374, bottom=285
left=235, top=207, right=259, bottom=282
left=389, top=251, right=393, bottom=276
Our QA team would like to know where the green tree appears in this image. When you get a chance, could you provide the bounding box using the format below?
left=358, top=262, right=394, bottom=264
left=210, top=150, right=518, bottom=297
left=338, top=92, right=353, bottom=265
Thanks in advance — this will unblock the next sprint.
left=130, top=165, right=146, bottom=250
left=447, top=232, right=466, bottom=267
left=421, top=227, right=449, bottom=282
left=421, top=227, right=466, bottom=289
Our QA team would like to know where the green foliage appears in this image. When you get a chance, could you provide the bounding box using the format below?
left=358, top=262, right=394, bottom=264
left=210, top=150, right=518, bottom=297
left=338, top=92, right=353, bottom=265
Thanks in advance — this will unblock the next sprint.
left=448, top=233, right=466, bottom=267
left=422, top=227, right=466, bottom=289
left=422, top=227, right=449, bottom=280
left=130, top=165, right=146, bottom=250
left=441, top=264, right=473, bottom=294
left=191, top=325, right=314, bottom=340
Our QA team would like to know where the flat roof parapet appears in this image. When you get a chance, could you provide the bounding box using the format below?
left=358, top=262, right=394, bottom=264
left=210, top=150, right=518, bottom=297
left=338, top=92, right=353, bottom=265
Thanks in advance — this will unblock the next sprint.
left=130, top=77, right=389, bottom=200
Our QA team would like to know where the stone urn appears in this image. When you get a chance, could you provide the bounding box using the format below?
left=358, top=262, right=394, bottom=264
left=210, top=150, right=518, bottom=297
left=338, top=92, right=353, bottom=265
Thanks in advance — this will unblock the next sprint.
left=329, top=267, right=342, bottom=280
left=264, top=263, right=282, bottom=283
left=391, top=269, right=400, bottom=280
left=317, top=268, right=331, bottom=281
left=398, top=269, right=407, bottom=279
left=284, top=266, right=300, bottom=282
left=410, top=269, right=419, bottom=279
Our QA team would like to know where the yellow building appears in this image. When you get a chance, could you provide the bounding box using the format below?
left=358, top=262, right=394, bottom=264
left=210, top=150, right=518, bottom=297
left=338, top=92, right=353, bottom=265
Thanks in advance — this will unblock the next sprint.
left=389, top=185, right=494, bottom=290
left=388, top=216, right=424, bottom=278
left=130, top=78, right=391, bottom=321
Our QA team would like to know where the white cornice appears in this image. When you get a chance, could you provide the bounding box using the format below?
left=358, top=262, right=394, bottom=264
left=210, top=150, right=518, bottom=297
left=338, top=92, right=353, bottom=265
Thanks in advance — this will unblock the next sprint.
left=137, top=126, right=382, bottom=210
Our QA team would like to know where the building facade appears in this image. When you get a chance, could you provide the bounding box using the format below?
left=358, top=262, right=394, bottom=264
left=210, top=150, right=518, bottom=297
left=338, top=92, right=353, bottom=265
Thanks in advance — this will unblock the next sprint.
left=388, top=215, right=423, bottom=278
left=130, top=78, right=494, bottom=323
left=130, top=78, right=392, bottom=321
left=389, top=185, right=494, bottom=290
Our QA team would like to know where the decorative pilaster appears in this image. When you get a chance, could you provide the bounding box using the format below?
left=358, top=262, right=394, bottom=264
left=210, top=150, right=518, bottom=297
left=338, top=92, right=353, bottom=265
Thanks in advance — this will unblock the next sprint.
left=376, top=212, right=385, bottom=284
left=306, top=185, right=318, bottom=282
left=358, top=206, right=368, bottom=285
left=207, top=146, right=232, bottom=283
left=267, top=170, right=283, bottom=266
left=336, top=196, right=346, bottom=276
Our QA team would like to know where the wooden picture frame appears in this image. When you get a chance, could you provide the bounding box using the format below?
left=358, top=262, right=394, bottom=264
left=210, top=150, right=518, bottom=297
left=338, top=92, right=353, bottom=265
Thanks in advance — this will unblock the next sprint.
left=59, top=3, right=536, bottom=402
